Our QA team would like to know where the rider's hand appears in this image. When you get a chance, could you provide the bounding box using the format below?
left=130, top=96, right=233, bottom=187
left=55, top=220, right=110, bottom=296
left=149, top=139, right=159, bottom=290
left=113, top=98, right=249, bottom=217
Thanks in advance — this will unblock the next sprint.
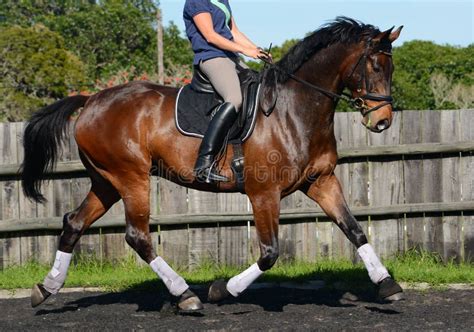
left=257, top=48, right=273, bottom=62
left=242, top=47, right=271, bottom=60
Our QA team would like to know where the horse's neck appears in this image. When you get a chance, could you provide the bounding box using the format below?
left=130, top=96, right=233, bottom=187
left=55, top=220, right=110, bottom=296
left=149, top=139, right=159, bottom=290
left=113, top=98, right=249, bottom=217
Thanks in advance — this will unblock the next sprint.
left=275, top=44, right=349, bottom=140
left=296, top=43, right=349, bottom=104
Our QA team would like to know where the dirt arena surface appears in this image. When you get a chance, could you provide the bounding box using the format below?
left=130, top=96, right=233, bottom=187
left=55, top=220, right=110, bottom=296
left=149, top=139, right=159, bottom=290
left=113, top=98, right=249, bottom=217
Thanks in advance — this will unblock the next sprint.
left=0, top=286, right=472, bottom=330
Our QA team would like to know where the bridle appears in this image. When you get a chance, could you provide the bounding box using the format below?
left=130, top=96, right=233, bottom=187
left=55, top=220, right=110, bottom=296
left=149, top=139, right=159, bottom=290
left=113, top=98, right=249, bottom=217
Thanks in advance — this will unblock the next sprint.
left=260, top=38, right=394, bottom=117
left=348, top=38, right=394, bottom=116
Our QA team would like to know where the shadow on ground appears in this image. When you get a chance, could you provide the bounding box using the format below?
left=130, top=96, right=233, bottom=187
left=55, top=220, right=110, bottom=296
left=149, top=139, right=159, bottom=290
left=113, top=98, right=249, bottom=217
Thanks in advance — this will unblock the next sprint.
left=34, top=266, right=396, bottom=316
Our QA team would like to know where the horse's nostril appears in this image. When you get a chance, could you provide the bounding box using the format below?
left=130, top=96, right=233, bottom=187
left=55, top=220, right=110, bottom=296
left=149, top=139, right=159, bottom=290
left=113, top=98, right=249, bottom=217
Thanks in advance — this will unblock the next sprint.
left=376, top=119, right=389, bottom=131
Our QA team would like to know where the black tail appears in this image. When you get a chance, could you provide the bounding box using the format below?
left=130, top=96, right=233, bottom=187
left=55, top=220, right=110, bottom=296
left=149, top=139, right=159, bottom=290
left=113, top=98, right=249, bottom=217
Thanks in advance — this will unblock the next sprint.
left=20, top=95, right=90, bottom=203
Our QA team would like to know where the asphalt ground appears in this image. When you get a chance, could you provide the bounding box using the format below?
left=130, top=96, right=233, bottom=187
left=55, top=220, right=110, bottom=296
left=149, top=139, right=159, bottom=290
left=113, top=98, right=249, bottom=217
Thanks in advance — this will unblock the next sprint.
left=0, top=285, right=473, bottom=331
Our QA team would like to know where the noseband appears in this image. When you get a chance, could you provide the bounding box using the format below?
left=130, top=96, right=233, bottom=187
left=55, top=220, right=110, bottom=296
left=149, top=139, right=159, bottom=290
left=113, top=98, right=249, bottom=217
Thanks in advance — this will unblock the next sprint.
left=261, top=38, right=394, bottom=117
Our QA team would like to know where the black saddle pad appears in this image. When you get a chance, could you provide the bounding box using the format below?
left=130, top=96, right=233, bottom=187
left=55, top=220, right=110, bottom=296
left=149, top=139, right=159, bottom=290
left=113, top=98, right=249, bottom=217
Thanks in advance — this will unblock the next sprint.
left=175, top=84, right=260, bottom=144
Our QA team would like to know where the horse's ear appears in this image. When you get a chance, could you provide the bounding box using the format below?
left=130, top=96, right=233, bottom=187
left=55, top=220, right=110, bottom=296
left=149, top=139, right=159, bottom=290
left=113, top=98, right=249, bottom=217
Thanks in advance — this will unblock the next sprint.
left=373, top=26, right=394, bottom=43
left=388, top=26, right=403, bottom=43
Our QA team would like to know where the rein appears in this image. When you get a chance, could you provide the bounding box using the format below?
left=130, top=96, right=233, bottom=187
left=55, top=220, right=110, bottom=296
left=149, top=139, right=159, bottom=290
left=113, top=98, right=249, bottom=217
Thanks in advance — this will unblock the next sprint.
left=260, top=39, right=393, bottom=117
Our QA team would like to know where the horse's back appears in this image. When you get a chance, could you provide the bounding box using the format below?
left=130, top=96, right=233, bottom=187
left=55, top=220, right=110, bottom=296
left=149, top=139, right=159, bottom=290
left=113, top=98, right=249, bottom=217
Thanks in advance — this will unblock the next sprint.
left=79, top=80, right=176, bottom=118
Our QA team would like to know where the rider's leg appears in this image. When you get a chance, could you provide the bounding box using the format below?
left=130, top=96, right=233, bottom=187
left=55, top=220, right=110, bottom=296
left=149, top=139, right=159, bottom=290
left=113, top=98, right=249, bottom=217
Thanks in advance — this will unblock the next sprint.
left=193, top=57, right=242, bottom=183
left=200, top=57, right=243, bottom=110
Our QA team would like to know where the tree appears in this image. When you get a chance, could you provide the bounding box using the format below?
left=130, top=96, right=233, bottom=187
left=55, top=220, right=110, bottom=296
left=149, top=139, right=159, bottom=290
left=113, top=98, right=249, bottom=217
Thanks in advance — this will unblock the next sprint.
left=45, top=1, right=159, bottom=81
left=392, top=41, right=473, bottom=110
left=163, top=22, right=193, bottom=80
left=430, top=73, right=473, bottom=109
left=0, top=0, right=159, bottom=82
left=0, top=1, right=95, bottom=27
left=0, top=25, right=87, bottom=121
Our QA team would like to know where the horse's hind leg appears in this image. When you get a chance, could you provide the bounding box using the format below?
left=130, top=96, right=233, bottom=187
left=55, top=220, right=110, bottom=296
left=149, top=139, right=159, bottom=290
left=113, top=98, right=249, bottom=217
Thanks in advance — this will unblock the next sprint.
left=116, top=172, right=203, bottom=311
left=31, top=179, right=120, bottom=307
left=303, top=173, right=403, bottom=301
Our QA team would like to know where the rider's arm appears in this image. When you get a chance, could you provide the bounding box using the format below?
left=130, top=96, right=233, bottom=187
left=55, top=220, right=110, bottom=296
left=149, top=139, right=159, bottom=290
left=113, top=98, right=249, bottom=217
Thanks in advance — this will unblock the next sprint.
left=193, top=12, right=261, bottom=59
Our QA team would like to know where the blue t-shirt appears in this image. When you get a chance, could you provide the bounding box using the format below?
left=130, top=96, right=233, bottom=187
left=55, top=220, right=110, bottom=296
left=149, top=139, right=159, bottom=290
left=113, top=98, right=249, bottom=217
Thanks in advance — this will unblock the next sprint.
left=183, top=0, right=238, bottom=65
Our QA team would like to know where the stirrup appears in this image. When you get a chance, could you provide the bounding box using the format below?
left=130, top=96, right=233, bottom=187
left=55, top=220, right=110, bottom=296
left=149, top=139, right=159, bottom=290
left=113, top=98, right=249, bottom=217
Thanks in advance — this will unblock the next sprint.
left=194, top=166, right=230, bottom=183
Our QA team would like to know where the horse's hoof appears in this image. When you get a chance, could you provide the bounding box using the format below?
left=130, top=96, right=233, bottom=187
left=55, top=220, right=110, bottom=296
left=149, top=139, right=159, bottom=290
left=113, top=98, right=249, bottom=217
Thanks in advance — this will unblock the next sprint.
left=378, top=277, right=404, bottom=301
left=177, top=289, right=204, bottom=312
left=208, top=279, right=230, bottom=303
left=385, top=292, right=404, bottom=301
left=31, top=284, right=51, bottom=308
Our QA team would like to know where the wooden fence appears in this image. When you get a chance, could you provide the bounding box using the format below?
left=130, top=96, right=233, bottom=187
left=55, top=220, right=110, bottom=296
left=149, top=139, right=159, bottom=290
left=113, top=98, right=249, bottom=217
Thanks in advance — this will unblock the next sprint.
left=0, top=110, right=473, bottom=269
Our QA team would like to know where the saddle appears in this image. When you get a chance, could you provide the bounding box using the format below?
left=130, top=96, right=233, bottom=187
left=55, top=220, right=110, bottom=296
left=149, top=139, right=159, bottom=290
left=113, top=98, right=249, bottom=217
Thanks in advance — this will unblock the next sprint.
left=175, top=64, right=269, bottom=192
left=175, top=65, right=261, bottom=144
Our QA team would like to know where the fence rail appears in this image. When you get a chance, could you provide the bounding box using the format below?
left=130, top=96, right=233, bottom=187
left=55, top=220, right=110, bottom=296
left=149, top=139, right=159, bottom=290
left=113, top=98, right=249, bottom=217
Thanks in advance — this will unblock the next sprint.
left=2, top=141, right=474, bottom=178
left=0, top=109, right=473, bottom=268
left=1, top=201, right=473, bottom=232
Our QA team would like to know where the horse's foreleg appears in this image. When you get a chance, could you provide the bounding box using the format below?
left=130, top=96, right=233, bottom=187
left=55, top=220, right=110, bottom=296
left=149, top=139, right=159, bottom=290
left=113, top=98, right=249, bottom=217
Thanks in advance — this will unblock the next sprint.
left=31, top=182, right=120, bottom=307
left=303, top=174, right=403, bottom=300
left=208, top=191, right=280, bottom=302
left=120, top=174, right=203, bottom=311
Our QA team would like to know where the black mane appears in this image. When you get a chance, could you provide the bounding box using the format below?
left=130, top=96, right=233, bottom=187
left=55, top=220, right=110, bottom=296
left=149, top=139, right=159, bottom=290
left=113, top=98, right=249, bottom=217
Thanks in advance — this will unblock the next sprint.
left=275, top=17, right=381, bottom=81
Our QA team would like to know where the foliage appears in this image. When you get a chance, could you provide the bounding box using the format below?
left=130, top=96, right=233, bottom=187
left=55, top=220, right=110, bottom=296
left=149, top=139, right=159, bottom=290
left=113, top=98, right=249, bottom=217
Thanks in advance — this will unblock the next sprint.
left=0, top=1, right=196, bottom=120
left=0, top=24, right=87, bottom=121
left=163, top=22, right=193, bottom=75
left=0, top=0, right=159, bottom=82
left=430, top=73, right=473, bottom=109
left=392, top=41, right=473, bottom=110
left=43, top=1, right=159, bottom=81
left=0, top=1, right=94, bottom=26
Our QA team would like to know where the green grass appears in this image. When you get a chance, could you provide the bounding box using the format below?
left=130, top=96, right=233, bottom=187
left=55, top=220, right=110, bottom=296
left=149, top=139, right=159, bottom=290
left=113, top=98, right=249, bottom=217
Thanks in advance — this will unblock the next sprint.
left=386, top=250, right=474, bottom=285
left=0, top=250, right=472, bottom=291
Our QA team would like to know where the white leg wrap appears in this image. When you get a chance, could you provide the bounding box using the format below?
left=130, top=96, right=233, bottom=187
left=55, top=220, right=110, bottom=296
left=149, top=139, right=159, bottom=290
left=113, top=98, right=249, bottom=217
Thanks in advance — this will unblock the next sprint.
left=357, top=243, right=390, bottom=284
left=150, top=256, right=188, bottom=296
left=43, top=250, right=72, bottom=294
left=226, top=263, right=264, bottom=297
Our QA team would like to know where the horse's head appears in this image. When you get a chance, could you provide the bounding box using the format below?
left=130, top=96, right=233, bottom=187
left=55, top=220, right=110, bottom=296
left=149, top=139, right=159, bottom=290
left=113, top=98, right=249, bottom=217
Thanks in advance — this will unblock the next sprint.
left=342, top=26, right=403, bottom=133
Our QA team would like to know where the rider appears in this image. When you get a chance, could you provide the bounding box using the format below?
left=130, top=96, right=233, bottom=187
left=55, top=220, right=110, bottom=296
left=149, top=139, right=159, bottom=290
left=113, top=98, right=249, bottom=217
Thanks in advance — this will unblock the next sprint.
left=183, top=0, right=269, bottom=183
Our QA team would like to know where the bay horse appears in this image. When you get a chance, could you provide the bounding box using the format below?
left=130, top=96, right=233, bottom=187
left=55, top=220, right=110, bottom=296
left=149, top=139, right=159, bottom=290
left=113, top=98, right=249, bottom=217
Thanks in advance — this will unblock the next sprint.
left=22, top=18, right=403, bottom=311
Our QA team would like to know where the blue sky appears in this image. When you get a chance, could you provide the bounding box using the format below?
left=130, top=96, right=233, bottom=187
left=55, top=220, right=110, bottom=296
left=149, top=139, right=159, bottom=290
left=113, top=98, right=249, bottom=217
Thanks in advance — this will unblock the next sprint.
left=160, top=0, right=473, bottom=48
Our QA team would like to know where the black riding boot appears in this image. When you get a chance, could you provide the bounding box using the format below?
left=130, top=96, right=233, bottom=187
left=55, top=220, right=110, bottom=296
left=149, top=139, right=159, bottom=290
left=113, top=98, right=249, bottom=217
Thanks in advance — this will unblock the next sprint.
left=194, top=102, right=238, bottom=183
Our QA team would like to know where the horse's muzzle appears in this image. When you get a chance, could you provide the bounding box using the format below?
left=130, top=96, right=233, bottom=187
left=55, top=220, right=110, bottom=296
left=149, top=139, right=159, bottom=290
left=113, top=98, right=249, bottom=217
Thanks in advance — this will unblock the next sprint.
left=361, top=103, right=393, bottom=133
